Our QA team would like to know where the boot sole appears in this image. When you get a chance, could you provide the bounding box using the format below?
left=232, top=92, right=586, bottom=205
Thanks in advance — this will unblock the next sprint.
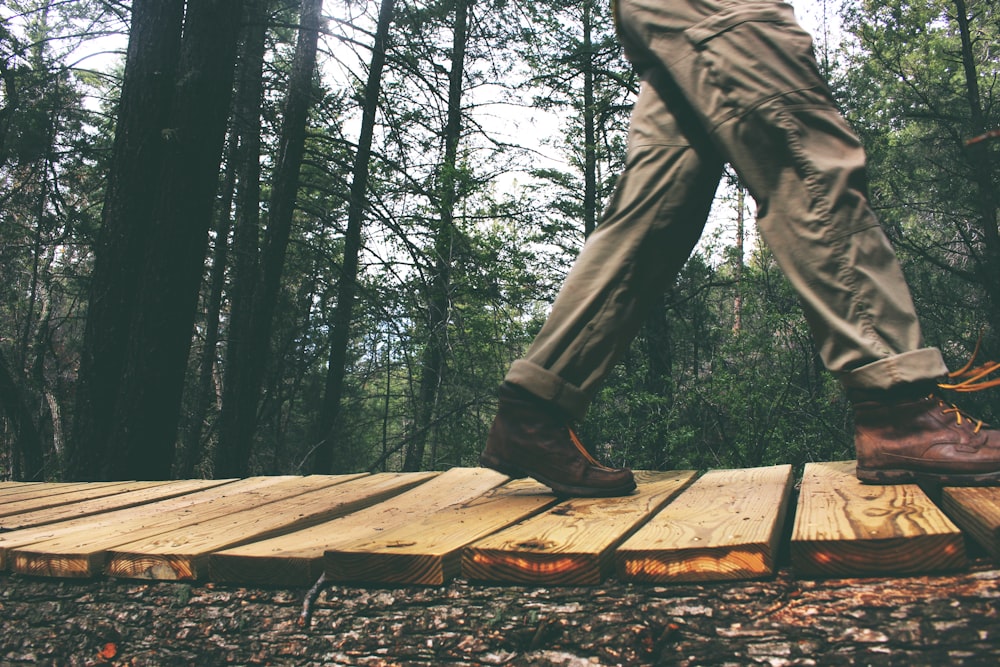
left=857, top=466, right=1000, bottom=486
left=479, top=453, right=636, bottom=498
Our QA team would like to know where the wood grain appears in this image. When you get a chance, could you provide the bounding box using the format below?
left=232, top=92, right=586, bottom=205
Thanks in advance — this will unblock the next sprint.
left=105, top=473, right=428, bottom=580
left=941, top=487, right=1000, bottom=560
left=462, top=470, right=697, bottom=585
left=0, top=479, right=231, bottom=531
left=0, top=481, right=165, bottom=517
left=1, top=478, right=267, bottom=571
left=6, top=475, right=347, bottom=577
left=791, top=461, right=965, bottom=576
left=210, top=468, right=508, bottom=586
left=0, top=481, right=45, bottom=494
left=325, top=476, right=558, bottom=585
left=615, top=465, right=793, bottom=583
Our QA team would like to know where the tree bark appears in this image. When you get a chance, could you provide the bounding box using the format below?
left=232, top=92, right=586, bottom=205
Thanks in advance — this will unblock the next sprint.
left=0, top=347, right=45, bottom=480
left=313, top=0, right=397, bottom=474
left=215, top=0, right=323, bottom=477
left=582, top=0, right=597, bottom=238
left=69, top=0, right=240, bottom=481
left=68, top=0, right=185, bottom=481
left=952, top=0, right=1000, bottom=337
left=177, top=125, right=239, bottom=479
left=733, top=181, right=745, bottom=333
left=207, top=0, right=271, bottom=479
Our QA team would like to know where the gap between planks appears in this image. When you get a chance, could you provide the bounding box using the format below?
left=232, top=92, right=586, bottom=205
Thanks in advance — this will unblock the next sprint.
left=941, top=487, right=1000, bottom=560
left=324, top=475, right=559, bottom=586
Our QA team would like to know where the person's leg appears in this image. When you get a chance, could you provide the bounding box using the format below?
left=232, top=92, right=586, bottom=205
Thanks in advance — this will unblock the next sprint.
left=480, top=68, right=724, bottom=496
left=615, top=0, right=1000, bottom=484
left=616, top=0, right=945, bottom=386
left=506, top=70, right=724, bottom=421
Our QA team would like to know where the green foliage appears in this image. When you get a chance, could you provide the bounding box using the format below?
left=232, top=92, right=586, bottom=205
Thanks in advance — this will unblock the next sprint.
left=0, top=0, right=121, bottom=478
left=837, top=0, right=1000, bottom=419
left=2, top=0, right=996, bottom=479
left=585, top=246, right=854, bottom=473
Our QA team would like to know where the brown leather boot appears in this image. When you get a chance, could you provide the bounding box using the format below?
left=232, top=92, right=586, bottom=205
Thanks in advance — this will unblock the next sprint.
left=479, top=383, right=636, bottom=497
left=853, top=381, right=1000, bottom=485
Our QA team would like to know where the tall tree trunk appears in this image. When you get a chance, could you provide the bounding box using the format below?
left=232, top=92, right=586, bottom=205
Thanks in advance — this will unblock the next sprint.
left=69, top=0, right=240, bottom=481
left=116, top=0, right=240, bottom=481
left=643, top=292, right=673, bottom=399
left=582, top=0, right=597, bottom=238
left=0, top=347, right=44, bottom=481
left=313, top=0, right=397, bottom=474
left=209, top=0, right=270, bottom=479
left=177, top=124, right=239, bottom=478
left=953, top=0, right=1000, bottom=336
left=403, top=0, right=469, bottom=472
left=181, top=0, right=274, bottom=478
left=215, top=0, right=323, bottom=477
left=732, top=183, right=745, bottom=333
left=68, top=0, right=185, bottom=480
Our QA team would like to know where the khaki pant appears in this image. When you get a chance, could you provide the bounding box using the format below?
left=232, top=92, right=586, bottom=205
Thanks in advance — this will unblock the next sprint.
left=507, top=0, right=947, bottom=420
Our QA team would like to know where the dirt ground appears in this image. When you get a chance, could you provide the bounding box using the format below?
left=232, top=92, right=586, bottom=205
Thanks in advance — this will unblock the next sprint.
left=2, top=559, right=1000, bottom=667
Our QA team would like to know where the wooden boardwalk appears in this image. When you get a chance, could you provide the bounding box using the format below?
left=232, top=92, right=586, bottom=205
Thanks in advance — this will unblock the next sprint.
left=1, top=461, right=996, bottom=586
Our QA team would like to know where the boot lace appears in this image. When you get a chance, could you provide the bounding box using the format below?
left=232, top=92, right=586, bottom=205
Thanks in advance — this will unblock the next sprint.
left=935, top=335, right=999, bottom=432
left=938, top=402, right=985, bottom=433
left=568, top=428, right=615, bottom=471
left=937, top=335, right=1000, bottom=392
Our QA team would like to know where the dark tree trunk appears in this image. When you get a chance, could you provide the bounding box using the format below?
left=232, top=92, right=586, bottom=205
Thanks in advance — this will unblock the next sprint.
left=582, top=0, right=597, bottom=238
left=643, top=292, right=673, bottom=399
left=215, top=0, right=323, bottom=477
left=208, top=0, right=270, bottom=479
left=68, top=0, right=185, bottom=481
left=0, top=347, right=45, bottom=481
left=68, top=0, right=239, bottom=481
left=952, top=0, right=1000, bottom=339
left=180, top=0, right=275, bottom=478
left=313, top=0, right=397, bottom=474
left=177, top=124, right=239, bottom=479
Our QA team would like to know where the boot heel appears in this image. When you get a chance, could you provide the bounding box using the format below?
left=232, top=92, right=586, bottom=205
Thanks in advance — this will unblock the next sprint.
left=856, top=466, right=916, bottom=484
left=479, top=453, right=527, bottom=479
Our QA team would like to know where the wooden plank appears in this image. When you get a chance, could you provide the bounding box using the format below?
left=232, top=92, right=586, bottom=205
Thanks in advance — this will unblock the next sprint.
left=325, top=475, right=559, bottom=585
left=0, top=481, right=146, bottom=512
left=0, top=482, right=97, bottom=500
left=791, top=461, right=966, bottom=577
left=0, top=479, right=231, bottom=531
left=104, top=473, right=430, bottom=581
left=1, top=477, right=285, bottom=572
left=210, top=468, right=506, bottom=587
left=941, top=487, right=1000, bottom=560
left=0, top=482, right=45, bottom=494
left=462, top=470, right=696, bottom=585
left=615, top=465, right=793, bottom=583
left=5, top=475, right=354, bottom=577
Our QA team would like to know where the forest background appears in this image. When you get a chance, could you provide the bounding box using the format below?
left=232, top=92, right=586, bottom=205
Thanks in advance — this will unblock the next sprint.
left=0, top=0, right=997, bottom=482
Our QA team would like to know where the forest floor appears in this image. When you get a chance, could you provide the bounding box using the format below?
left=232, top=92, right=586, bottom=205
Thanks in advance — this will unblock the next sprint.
left=2, top=558, right=1000, bottom=667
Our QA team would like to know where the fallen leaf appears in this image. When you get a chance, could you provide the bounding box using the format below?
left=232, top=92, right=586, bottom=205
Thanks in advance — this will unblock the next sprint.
left=97, top=642, right=118, bottom=660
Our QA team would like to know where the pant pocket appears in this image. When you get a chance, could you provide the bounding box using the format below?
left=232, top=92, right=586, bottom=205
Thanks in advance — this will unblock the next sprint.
left=681, top=2, right=829, bottom=127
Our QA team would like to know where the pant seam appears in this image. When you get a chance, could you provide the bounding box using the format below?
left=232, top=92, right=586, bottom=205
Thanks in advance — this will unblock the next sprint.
left=772, top=106, right=892, bottom=360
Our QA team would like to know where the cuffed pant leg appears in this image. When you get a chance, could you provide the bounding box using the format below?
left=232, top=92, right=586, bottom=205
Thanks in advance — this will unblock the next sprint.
left=507, top=70, right=724, bottom=419
left=616, top=0, right=947, bottom=390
